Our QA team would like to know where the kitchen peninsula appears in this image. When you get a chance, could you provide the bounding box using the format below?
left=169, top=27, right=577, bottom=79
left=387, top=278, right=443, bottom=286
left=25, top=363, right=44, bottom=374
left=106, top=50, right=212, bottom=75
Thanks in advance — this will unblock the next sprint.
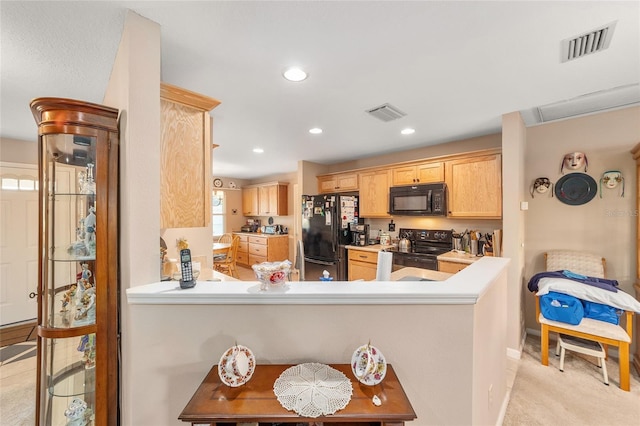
left=125, top=256, right=510, bottom=425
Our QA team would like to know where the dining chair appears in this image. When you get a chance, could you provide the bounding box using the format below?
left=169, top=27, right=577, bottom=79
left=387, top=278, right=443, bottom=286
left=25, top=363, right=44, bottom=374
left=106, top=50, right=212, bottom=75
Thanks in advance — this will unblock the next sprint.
left=214, top=235, right=240, bottom=278
left=213, top=233, right=234, bottom=262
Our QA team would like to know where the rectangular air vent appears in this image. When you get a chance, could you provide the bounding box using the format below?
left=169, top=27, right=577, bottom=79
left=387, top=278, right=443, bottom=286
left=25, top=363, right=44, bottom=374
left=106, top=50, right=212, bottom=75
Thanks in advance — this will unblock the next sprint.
left=366, top=103, right=407, bottom=122
left=561, top=21, right=616, bottom=62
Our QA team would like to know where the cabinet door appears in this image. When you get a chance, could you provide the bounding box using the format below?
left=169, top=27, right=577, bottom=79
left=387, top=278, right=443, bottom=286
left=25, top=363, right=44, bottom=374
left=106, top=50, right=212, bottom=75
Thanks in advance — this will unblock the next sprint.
left=317, top=176, right=338, bottom=193
left=348, top=260, right=377, bottom=281
left=391, top=166, right=418, bottom=186
left=317, top=173, right=358, bottom=193
left=258, top=186, right=274, bottom=216
left=416, top=162, right=444, bottom=183
left=242, top=187, right=259, bottom=216
left=359, top=170, right=391, bottom=218
left=160, top=83, right=220, bottom=228
left=438, top=260, right=468, bottom=273
left=445, top=154, right=502, bottom=218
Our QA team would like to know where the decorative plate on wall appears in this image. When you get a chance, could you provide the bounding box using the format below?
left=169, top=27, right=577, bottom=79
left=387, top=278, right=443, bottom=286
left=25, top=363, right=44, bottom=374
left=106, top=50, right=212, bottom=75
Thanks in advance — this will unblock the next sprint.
left=554, top=172, right=597, bottom=205
left=213, top=178, right=223, bottom=188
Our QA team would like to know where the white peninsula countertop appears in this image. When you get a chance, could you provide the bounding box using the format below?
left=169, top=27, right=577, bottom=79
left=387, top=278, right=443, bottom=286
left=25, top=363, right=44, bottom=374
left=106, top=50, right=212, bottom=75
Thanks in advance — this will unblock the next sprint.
left=126, top=257, right=508, bottom=305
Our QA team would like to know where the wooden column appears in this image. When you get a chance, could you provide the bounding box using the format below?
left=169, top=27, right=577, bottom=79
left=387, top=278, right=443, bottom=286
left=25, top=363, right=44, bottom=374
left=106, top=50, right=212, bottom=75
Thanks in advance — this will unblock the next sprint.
left=630, top=143, right=640, bottom=375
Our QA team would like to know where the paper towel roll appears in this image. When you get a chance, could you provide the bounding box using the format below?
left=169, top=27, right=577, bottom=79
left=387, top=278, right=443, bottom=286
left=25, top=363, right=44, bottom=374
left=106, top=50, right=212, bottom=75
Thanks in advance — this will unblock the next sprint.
left=376, top=251, right=393, bottom=281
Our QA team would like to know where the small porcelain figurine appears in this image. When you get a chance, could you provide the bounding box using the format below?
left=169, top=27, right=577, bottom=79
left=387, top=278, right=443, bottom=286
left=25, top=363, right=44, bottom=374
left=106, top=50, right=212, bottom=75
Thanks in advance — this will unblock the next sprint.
left=561, top=151, right=588, bottom=174
left=84, top=206, right=96, bottom=255
left=77, top=334, right=96, bottom=369
left=74, top=288, right=96, bottom=325
left=530, top=177, right=553, bottom=198
left=600, top=170, right=624, bottom=197
left=64, top=398, right=88, bottom=426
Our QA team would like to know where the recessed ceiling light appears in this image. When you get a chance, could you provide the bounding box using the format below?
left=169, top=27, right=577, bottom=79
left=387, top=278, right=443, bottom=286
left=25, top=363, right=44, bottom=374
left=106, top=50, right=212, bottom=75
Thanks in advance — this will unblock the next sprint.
left=253, top=148, right=264, bottom=154
left=401, top=128, right=415, bottom=135
left=309, top=128, right=323, bottom=134
left=283, top=67, right=308, bottom=82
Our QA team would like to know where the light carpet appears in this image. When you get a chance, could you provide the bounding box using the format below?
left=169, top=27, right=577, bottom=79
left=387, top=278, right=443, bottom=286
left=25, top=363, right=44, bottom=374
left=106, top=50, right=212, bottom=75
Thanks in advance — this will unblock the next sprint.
left=503, top=335, right=640, bottom=425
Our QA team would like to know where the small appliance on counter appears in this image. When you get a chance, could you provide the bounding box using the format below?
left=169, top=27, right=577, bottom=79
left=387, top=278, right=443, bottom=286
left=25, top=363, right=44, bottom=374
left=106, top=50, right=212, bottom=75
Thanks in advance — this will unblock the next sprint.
left=240, top=219, right=261, bottom=232
left=350, top=223, right=369, bottom=246
left=264, top=224, right=287, bottom=234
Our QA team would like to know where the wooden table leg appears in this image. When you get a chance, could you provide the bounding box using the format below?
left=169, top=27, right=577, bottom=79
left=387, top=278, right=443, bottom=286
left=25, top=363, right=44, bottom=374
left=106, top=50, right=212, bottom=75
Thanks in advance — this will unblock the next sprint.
left=619, top=341, right=630, bottom=391
left=541, top=325, right=549, bottom=366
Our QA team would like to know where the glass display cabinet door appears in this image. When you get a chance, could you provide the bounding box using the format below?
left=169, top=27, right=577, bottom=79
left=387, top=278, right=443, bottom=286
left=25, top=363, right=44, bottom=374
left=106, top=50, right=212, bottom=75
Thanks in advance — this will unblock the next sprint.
left=31, top=98, right=119, bottom=426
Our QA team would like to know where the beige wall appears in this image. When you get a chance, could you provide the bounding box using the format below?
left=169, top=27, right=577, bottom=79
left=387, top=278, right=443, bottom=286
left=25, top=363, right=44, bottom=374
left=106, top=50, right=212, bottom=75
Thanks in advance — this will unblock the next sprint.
left=0, top=137, right=37, bottom=164
left=501, top=111, right=528, bottom=356
left=102, top=10, right=161, bottom=426
left=523, top=106, right=640, bottom=351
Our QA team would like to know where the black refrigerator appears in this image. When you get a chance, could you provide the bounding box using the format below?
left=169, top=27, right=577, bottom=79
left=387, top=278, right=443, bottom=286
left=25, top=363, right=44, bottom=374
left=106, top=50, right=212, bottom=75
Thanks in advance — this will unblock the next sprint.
left=302, top=194, right=359, bottom=281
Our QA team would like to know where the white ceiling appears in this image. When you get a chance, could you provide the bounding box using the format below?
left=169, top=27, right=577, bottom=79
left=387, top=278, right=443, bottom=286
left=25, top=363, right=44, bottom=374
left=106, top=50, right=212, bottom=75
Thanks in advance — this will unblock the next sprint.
left=2, top=1, right=639, bottom=180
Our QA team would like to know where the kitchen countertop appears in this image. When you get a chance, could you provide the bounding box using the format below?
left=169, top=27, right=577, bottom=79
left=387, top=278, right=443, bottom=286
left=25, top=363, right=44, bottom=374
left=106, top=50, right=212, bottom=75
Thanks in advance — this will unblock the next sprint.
left=345, top=243, right=395, bottom=252
left=233, top=231, right=288, bottom=237
left=127, top=256, right=509, bottom=305
left=437, top=250, right=483, bottom=264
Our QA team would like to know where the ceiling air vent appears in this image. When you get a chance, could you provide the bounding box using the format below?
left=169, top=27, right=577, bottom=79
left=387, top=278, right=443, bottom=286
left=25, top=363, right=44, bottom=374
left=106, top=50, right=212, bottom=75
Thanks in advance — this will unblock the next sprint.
left=561, top=21, right=616, bottom=62
left=366, top=103, right=407, bottom=122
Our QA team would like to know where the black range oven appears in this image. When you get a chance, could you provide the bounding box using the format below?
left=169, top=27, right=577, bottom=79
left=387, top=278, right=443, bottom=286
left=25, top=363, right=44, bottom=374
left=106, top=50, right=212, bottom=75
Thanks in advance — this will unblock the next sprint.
left=387, top=228, right=452, bottom=271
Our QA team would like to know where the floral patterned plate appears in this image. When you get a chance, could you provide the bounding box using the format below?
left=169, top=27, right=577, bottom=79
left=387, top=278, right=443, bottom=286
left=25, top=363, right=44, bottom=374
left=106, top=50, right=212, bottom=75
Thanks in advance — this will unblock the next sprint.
left=218, top=344, right=255, bottom=387
left=350, top=344, right=387, bottom=386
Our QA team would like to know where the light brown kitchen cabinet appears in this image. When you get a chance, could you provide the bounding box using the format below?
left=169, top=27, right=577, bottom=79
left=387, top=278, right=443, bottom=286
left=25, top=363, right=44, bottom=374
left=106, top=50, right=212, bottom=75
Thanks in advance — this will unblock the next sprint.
left=392, top=162, right=444, bottom=186
left=160, top=82, right=220, bottom=228
left=438, top=260, right=469, bottom=274
left=317, top=172, right=359, bottom=193
left=243, top=182, right=288, bottom=216
left=348, top=249, right=378, bottom=281
left=358, top=169, right=391, bottom=218
left=234, top=233, right=249, bottom=266
left=259, top=183, right=288, bottom=216
left=242, top=187, right=259, bottom=216
left=246, top=234, right=289, bottom=266
left=445, top=154, right=502, bottom=219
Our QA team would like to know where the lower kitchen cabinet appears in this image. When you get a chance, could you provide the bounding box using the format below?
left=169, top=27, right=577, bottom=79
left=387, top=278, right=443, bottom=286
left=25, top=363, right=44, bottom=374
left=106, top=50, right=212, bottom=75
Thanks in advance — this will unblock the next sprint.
left=348, top=249, right=378, bottom=281
left=235, top=234, right=249, bottom=265
left=438, top=260, right=469, bottom=274
left=235, top=233, right=289, bottom=266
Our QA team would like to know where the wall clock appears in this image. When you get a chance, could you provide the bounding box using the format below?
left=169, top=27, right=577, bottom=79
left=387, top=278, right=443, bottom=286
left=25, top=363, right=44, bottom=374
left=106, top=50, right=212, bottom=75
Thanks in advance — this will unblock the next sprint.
left=213, top=178, right=223, bottom=188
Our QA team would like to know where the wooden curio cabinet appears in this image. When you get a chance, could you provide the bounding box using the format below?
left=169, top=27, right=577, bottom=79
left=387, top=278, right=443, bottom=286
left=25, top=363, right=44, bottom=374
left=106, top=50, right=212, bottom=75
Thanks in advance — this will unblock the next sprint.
left=31, top=98, right=119, bottom=425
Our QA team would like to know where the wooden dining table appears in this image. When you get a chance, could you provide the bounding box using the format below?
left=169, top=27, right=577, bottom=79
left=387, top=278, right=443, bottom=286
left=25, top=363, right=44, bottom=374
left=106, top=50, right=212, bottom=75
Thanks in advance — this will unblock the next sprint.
left=212, top=242, right=230, bottom=255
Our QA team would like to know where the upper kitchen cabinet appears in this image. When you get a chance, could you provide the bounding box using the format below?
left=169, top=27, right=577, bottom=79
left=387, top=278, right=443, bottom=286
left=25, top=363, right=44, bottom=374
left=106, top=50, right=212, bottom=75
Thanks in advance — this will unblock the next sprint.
left=317, top=172, right=359, bottom=193
left=243, top=182, right=289, bottom=216
left=392, top=161, right=444, bottom=186
left=445, top=152, right=502, bottom=219
left=160, top=82, right=220, bottom=228
left=359, top=169, right=391, bottom=218
left=242, top=186, right=259, bottom=216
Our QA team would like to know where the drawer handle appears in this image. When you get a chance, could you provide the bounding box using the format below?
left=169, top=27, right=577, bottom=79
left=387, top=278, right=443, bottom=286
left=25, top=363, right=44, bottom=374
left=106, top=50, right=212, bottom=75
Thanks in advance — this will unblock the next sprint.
left=359, top=255, right=367, bottom=259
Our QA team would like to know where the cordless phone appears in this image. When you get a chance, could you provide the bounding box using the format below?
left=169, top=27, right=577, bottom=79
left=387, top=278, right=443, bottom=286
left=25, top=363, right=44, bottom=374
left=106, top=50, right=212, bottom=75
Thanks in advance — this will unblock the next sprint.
left=179, top=248, right=196, bottom=289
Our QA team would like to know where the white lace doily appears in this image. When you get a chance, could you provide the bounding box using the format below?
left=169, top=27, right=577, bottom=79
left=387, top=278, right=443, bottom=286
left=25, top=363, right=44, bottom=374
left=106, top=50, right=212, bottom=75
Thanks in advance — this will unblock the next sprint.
left=273, top=363, right=353, bottom=418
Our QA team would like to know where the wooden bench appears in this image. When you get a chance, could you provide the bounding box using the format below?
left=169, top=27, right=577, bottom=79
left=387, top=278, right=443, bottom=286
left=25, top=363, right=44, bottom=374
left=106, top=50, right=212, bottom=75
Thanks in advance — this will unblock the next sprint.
left=535, top=250, right=634, bottom=391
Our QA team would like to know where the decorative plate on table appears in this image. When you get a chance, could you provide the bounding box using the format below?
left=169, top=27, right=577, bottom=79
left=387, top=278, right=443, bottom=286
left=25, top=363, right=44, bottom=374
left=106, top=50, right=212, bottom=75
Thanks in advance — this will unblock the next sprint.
left=351, top=343, right=387, bottom=386
left=554, top=173, right=597, bottom=206
left=217, top=344, right=255, bottom=387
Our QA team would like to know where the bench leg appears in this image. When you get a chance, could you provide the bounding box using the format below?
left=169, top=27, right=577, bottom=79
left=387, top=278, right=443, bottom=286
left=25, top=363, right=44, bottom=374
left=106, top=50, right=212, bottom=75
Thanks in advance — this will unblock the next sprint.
left=541, top=325, right=549, bottom=366
left=619, top=341, right=630, bottom=391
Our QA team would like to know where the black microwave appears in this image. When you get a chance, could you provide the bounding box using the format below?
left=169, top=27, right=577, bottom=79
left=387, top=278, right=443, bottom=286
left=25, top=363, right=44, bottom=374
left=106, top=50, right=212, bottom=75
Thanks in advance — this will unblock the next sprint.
left=388, top=183, right=447, bottom=216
